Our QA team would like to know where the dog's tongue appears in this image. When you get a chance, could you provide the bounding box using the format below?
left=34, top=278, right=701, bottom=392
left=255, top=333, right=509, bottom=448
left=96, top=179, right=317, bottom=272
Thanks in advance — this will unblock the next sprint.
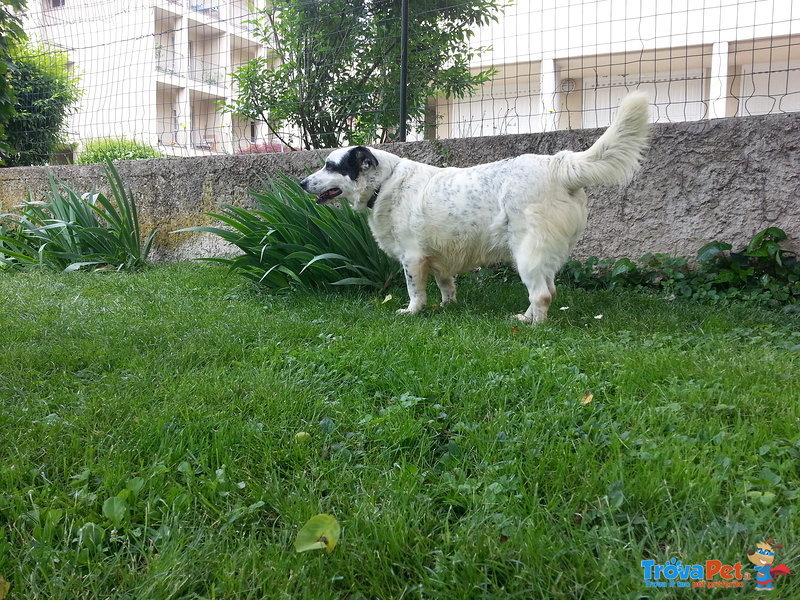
left=316, top=188, right=342, bottom=203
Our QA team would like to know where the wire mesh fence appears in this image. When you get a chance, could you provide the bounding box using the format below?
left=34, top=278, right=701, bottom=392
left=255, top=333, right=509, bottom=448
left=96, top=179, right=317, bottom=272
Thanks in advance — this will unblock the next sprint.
left=11, top=0, right=800, bottom=163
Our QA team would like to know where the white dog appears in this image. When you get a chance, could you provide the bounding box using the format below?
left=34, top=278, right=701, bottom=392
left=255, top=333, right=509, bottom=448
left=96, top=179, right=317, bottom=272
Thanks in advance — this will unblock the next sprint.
left=300, top=92, right=650, bottom=323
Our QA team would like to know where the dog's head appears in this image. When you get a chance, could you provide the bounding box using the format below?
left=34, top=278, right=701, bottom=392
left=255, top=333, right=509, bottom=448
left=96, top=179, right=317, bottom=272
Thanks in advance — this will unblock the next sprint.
left=300, top=146, right=380, bottom=211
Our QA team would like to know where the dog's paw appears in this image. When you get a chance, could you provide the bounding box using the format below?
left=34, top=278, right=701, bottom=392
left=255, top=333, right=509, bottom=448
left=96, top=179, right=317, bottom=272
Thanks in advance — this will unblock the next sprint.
left=515, top=311, right=549, bottom=324
left=396, top=307, right=420, bottom=315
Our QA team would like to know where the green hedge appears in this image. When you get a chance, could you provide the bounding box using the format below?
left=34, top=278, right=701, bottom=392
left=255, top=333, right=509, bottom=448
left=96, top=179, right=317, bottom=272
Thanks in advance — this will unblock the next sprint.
left=77, top=138, right=163, bottom=164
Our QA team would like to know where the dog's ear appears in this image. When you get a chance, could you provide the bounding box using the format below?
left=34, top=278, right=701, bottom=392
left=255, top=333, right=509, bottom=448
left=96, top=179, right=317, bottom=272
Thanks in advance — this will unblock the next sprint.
left=351, top=146, right=378, bottom=171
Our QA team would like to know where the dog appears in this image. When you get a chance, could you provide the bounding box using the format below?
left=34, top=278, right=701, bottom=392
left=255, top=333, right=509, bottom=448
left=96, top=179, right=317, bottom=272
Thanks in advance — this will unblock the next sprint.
left=300, top=92, right=650, bottom=323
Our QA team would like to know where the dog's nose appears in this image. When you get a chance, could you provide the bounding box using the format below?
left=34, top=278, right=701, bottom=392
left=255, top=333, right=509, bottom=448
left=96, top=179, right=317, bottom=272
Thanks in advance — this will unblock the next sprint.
left=299, top=178, right=309, bottom=190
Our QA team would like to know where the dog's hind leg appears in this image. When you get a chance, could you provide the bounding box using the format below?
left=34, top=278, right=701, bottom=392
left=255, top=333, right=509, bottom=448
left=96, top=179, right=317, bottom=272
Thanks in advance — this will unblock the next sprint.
left=397, top=256, right=430, bottom=315
left=515, top=272, right=555, bottom=324
left=434, top=272, right=457, bottom=306
left=512, top=239, right=561, bottom=324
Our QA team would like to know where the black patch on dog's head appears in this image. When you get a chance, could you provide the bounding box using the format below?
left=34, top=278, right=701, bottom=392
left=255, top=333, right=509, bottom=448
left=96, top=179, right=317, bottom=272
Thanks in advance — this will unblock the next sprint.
left=325, top=146, right=378, bottom=180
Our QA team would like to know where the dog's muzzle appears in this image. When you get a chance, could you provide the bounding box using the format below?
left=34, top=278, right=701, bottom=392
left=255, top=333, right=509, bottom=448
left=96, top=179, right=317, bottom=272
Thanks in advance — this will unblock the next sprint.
left=299, top=177, right=342, bottom=204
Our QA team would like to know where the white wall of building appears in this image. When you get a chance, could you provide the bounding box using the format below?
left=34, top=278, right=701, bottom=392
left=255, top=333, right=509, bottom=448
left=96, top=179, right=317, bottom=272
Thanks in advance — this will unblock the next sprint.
left=436, top=0, right=800, bottom=137
left=24, top=0, right=269, bottom=158
left=22, top=0, right=800, bottom=151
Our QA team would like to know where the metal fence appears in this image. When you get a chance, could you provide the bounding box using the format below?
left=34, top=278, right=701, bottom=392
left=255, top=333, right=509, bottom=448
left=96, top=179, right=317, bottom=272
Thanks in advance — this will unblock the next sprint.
left=15, top=0, right=800, bottom=162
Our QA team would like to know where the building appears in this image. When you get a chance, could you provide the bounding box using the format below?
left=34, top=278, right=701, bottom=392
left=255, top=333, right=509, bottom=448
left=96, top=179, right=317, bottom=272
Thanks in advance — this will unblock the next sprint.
left=24, top=0, right=270, bottom=157
left=22, top=0, right=800, bottom=154
left=439, top=0, right=800, bottom=137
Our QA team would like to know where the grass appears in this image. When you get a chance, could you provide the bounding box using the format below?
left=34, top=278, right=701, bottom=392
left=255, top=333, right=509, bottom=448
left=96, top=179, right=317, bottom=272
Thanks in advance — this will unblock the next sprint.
left=1, top=262, right=799, bottom=599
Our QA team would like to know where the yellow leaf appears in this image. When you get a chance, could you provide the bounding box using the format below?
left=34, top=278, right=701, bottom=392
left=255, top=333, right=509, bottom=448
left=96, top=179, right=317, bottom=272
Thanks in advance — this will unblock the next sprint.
left=294, top=514, right=341, bottom=554
left=0, top=575, right=10, bottom=600
left=581, top=392, right=594, bottom=405
left=381, top=294, right=393, bottom=304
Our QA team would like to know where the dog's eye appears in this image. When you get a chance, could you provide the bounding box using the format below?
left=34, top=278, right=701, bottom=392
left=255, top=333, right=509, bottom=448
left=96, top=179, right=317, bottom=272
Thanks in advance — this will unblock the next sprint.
left=325, top=161, right=336, bottom=171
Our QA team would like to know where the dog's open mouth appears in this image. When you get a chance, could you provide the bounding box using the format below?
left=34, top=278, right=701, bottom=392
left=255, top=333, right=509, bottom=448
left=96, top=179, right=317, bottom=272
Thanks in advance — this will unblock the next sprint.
left=315, top=188, right=342, bottom=204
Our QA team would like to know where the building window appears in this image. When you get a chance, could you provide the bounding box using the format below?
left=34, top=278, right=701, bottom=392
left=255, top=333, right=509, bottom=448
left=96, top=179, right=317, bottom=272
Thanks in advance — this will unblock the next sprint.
left=48, top=0, right=66, bottom=8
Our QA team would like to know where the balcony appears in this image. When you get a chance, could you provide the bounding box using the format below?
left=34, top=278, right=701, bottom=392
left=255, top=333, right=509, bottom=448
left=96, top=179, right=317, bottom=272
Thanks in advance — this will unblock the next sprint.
left=232, top=18, right=257, bottom=35
left=191, top=129, right=220, bottom=152
left=189, top=2, right=220, bottom=19
left=155, top=48, right=184, bottom=77
left=189, top=56, right=226, bottom=87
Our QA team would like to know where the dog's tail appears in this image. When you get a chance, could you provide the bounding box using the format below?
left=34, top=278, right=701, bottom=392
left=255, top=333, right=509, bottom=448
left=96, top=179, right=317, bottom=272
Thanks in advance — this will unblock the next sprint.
left=554, top=92, right=650, bottom=190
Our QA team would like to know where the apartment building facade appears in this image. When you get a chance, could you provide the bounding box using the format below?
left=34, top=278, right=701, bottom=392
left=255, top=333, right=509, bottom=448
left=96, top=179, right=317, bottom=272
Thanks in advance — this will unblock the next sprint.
left=24, top=0, right=269, bottom=157
left=439, top=0, right=800, bottom=137
left=21, top=0, right=800, bottom=154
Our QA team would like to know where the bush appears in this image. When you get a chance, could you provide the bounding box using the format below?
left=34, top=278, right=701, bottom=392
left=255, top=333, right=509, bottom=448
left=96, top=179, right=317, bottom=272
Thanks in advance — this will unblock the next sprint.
left=0, top=160, right=156, bottom=271
left=0, top=0, right=28, bottom=158
left=77, top=138, right=163, bottom=164
left=177, top=174, right=401, bottom=291
left=2, top=42, right=81, bottom=166
left=557, top=227, right=800, bottom=306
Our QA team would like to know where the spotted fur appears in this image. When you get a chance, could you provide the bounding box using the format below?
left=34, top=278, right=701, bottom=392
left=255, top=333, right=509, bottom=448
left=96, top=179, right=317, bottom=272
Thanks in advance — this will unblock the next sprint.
left=300, top=92, right=650, bottom=323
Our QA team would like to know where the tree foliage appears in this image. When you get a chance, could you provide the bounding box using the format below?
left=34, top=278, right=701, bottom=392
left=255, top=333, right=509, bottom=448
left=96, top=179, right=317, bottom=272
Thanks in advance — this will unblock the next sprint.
left=2, top=43, right=81, bottom=166
left=0, top=0, right=28, bottom=159
left=224, top=0, right=505, bottom=149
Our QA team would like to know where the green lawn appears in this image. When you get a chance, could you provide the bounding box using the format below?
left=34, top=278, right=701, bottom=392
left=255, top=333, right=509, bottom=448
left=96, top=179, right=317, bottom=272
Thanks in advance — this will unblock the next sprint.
left=1, top=263, right=798, bottom=599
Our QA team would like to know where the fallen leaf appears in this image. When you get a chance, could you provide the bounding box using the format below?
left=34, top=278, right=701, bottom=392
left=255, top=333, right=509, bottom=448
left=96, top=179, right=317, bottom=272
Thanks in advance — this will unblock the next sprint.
left=0, top=576, right=9, bottom=600
left=581, top=392, right=594, bottom=405
left=294, top=514, right=341, bottom=553
left=381, top=294, right=393, bottom=304
left=509, top=326, right=520, bottom=334
left=294, top=431, right=311, bottom=444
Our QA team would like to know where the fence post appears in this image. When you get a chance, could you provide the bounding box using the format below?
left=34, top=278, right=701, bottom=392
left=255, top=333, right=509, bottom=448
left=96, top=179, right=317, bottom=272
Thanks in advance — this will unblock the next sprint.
left=398, top=0, right=409, bottom=142
left=709, top=41, right=731, bottom=119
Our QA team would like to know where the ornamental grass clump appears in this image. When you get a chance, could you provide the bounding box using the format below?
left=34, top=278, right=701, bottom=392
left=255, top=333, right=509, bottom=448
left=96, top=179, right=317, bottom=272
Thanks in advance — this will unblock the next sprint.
left=0, top=160, right=155, bottom=272
left=178, top=174, right=401, bottom=291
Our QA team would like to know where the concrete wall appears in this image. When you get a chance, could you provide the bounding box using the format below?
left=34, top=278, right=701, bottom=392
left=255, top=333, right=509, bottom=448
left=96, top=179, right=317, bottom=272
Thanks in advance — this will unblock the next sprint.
left=1, top=111, right=798, bottom=263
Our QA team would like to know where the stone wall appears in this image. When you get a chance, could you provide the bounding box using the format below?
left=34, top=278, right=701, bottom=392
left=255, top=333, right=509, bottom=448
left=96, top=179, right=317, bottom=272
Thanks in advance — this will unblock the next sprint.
left=1, top=111, right=798, bottom=262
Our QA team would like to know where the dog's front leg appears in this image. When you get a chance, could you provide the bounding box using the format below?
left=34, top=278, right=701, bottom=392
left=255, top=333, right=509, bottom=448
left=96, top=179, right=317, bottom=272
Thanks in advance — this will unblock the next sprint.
left=397, top=257, right=429, bottom=315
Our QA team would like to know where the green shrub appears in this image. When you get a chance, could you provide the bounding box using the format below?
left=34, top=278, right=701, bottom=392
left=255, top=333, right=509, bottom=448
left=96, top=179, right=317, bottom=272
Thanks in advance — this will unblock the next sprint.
left=0, top=0, right=28, bottom=158
left=1, top=42, right=81, bottom=166
left=77, top=138, right=163, bottom=164
left=0, top=160, right=156, bottom=272
left=177, top=174, right=401, bottom=291
left=558, top=227, right=800, bottom=306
